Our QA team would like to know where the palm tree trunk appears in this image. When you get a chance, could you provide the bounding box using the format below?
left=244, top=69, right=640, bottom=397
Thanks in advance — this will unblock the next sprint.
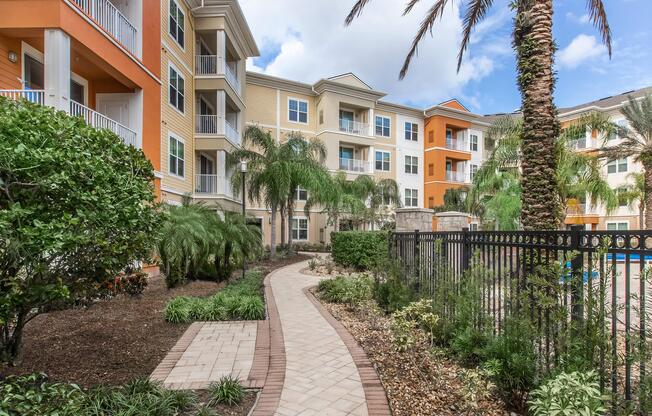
left=280, top=206, right=286, bottom=246
left=514, top=0, right=561, bottom=230
left=640, top=201, right=645, bottom=230
left=287, top=205, right=294, bottom=251
left=643, top=161, right=652, bottom=229
left=270, top=206, right=277, bottom=258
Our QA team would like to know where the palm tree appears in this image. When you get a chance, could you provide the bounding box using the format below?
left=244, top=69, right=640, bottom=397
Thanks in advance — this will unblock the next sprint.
left=305, top=171, right=367, bottom=231
left=350, top=175, right=401, bottom=230
left=345, top=0, right=612, bottom=230
left=230, top=126, right=289, bottom=257
left=470, top=114, right=618, bottom=229
left=601, top=95, right=652, bottom=228
left=619, top=173, right=645, bottom=230
left=210, top=210, right=262, bottom=281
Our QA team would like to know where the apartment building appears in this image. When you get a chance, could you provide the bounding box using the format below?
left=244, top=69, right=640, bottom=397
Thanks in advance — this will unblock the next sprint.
left=560, top=86, right=652, bottom=231
left=159, top=0, right=258, bottom=210
left=0, top=0, right=161, bottom=189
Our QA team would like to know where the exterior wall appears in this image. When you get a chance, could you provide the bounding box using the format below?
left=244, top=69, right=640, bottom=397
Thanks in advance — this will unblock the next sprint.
left=396, top=113, right=424, bottom=208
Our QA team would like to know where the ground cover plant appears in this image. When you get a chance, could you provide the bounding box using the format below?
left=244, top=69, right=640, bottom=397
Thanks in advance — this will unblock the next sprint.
left=165, top=270, right=265, bottom=323
left=207, top=376, right=245, bottom=406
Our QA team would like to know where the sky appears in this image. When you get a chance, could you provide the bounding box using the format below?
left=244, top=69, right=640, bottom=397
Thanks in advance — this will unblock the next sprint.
left=239, top=0, right=652, bottom=115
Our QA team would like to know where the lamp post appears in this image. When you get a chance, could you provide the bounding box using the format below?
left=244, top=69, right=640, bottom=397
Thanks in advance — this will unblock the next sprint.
left=241, top=160, right=247, bottom=279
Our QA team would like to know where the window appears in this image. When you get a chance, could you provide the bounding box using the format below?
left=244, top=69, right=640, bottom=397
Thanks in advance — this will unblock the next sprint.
left=607, top=158, right=627, bottom=174
left=375, top=116, right=390, bottom=137
left=428, top=131, right=434, bottom=144
left=169, top=0, right=185, bottom=48
left=289, top=98, right=308, bottom=123
left=470, top=164, right=478, bottom=181
left=470, top=134, right=479, bottom=151
left=295, top=187, right=308, bottom=201
left=375, top=151, right=390, bottom=171
left=319, top=110, right=324, bottom=125
left=291, top=218, right=308, bottom=240
left=609, top=120, right=628, bottom=141
left=607, top=222, right=628, bottom=231
left=404, top=156, right=418, bottom=174
left=428, top=164, right=434, bottom=176
left=446, top=128, right=453, bottom=147
left=405, top=122, right=418, bottom=141
left=169, top=135, right=185, bottom=177
left=169, top=66, right=184, bottom=112
left=428, top=197, right=434, bottom=208
left=404, top=188, right=418, bottom=207
left=469, top=223, right=479, bottom=231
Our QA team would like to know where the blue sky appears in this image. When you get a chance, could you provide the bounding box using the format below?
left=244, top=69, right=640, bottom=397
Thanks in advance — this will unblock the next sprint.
left=241, top=0, right=652, bottom=115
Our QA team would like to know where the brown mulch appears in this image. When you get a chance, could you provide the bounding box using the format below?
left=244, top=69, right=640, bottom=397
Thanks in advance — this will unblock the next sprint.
left=185, top=390, right=258, bottom=416
left=0, top=254, right=310, bottom=389
left=316, top=295, right=510, bottom=416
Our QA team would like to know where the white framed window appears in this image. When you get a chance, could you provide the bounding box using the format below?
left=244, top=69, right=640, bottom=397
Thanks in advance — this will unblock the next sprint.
left=470, top=164, right=478, bottom=181
left=291, top=218, right=309, bottom=240
left=404, top=188, right=418, bottom=207
left=169, top=0, right=185, bottom=48
left=404, top=122, right=418, bottom=141
left=288, top=98, right=308, bottom=124
left=375, top=116, right=390, bottom=137
left=375, top=151, right=390, bottom=171
left=607, top=158, right=627, bottom=174
left=169, top=65, right=185, bottom=113
left=469, top=223, right=479, bottom=231
left=168, top=134, right=185, bottom=177
left=404, top=155, right=418, bottom=174
left=295, top=186, right=308, bottom=201
left=470, top=134, right=479, bottom=151
left=606, top=221, right=628, bottom=231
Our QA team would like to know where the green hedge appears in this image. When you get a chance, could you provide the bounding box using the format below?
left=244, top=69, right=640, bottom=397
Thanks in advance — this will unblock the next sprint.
left=330, top=231, right=389, bottom=270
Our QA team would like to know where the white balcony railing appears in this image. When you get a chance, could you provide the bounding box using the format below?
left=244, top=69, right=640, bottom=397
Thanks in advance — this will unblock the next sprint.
left=196, top=114, right=220, bottom=135
left=225, top=64, right=240, bottom=93
left=225, top=120, right=240, bottom=145
left=71, top=0, right=138, bottom=56
left=70, top=100, right=138, bottom=147
left=195, top=174, right=236, bottom=199
left=339, top=119, right=369, bottom=135
left=339, top=158, right=371, bottom=173
left=195, top=55, right=218, bottom=75
left=445, top=138, right=468, bottom=151
left=0, top=89, right=44, bottom=105
left=445, top=170, right=467, bottom=183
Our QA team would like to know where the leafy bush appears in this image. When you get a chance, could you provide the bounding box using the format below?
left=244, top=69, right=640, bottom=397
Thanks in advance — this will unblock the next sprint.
left=331, top=231, right=389, bottom=270
left=451, top=326, right=488, bottom=366
left=389, top=299, right=440, bottom=351
left=164, top=270, right=265, bottom=323
left=374, top=276, right=414, bottom=313
left=317, top=275, right=374, bottom=306
left=0, top=373, right=86, bottom=415
left=459, top=368, right=495, bottom=412
left=207, top=376, right=245, bottom=406
left=528, top=371, right=606, bottom=416
left=0, top=97, right=161, bottom=363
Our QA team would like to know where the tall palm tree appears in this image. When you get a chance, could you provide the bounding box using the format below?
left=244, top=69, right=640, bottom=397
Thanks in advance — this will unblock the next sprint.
left=345, top=0, right=612, bottom=230
left=470, top=114, right=618, bottom=229
left=210, top=210, right=262, bottom=281
left=619, top=172, right=645, bottom=230
left=230, top=126, right=289, bottom=257
left=305, top=171, right=368, bottom=231
left=350, top=175, right=401, bottom=230
left=601, top=94, right=652, bottom=228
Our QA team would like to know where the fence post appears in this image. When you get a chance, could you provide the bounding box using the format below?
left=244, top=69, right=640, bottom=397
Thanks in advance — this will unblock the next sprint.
left=414, top=229, right=420, bottom=287
left=462, top=227, right=470, bottom=272
left=570, top=224, right=584, bottom=328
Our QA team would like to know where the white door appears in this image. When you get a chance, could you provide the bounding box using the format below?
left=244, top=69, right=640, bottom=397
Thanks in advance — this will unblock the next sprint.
left=96, top=94, right=131, bottom=128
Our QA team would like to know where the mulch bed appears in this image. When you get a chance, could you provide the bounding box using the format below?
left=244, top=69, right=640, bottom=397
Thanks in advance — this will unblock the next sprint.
left=186, top=390, right=258, bottom=416
left=0, top=254, right=310, bottom=389
left=316, top=294, right=510, bottom=416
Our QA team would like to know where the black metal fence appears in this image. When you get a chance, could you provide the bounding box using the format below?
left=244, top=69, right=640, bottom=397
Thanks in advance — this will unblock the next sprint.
left=392, top=226, right=651, bottom=414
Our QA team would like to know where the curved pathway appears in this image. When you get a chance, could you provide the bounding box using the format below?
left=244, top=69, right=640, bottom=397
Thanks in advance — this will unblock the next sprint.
left=256, top=260, right=389, bottom=416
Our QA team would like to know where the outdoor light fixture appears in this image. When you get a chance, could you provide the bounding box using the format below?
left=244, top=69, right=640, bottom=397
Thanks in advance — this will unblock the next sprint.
left=7, top=51, right=17, bottom=63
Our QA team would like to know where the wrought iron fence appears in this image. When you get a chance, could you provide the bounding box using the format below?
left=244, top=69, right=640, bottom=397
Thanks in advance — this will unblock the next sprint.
left=392, top=226, right=651, bottom=415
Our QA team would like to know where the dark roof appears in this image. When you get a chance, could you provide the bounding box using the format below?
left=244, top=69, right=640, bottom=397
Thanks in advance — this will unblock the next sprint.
left=558, top=86, right=652, bottom=114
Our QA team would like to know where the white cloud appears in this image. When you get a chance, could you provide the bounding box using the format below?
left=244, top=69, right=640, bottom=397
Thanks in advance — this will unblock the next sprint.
left=240, top=0, right=505, bottom=109
left=566, top=12, right=590, bottom=24
left=557, top=34, right=608, bottom=69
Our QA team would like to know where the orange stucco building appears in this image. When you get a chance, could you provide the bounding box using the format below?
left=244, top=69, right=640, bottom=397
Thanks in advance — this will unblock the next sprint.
left=0, top=0, right=161, bottom=191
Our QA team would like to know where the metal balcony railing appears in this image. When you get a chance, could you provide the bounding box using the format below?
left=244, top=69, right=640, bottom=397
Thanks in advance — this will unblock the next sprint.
left=339, top=158, right=371, bottom=173
left=196, top=114, right=220, bottom=135
left=225, top=120, right=240, bottom=145
left=195, top=55, right=218, bottom=75
left=445, top=170, right=467, bottom=183
left=339, top=119, right=369, bottom=135
left=445, top=138, right=468, bottom=151
left=70, top=101, right=137, bottom=147
left=71, top=0, right=138, bottom=56
left=0, top=89, right=44, bottom=105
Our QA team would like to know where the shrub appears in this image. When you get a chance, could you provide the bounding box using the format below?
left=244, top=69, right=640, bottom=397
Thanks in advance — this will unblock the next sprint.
left=0, top=97, right=161, bottom=363
left=528, top=371, right=607, bottom=416
left=459, top=368, right=495, bottom=412
left=373, top=276, right=414, bottom=313
left=0, top=373, right=86, bottom=415
left=317, top=275, right=374, bottom=306
left=331, top=231, right=389, bottom=270
left=207, top=376, right=245, bottom=406
left=389, top=299, right=440, bottom=350
left=451, top=326, right=488, bottom=366
left=164, top=297, right=192, bottom=323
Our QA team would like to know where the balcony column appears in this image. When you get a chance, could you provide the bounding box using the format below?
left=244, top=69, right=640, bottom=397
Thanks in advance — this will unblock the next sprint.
left=44, top=29, right=70, bottom=112
left=368, top=145, right=375, bottom=174
left=368, top=108, right=374, bottom=137
left=217, top=90, right=226, bottom=135
left=216, top=31, right=226, bottom=74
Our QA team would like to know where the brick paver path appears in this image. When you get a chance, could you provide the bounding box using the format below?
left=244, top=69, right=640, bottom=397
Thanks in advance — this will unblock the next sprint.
left=270, top=261, right=368, bottom=416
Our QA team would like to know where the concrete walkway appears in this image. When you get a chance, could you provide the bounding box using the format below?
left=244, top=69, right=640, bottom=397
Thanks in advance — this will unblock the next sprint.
left=269, top=260, right=368, bottom=416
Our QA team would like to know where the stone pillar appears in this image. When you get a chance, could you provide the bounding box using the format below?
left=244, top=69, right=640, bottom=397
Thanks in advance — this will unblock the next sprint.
left=44, top=29, right=70, bottom=112
left=434, top=211, right=472, bottom=231
left=395, top=208, right=434, bottom=232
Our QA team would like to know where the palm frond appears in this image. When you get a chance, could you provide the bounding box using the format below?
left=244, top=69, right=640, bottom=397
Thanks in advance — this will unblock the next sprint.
left=458, top=0, right=494, bottom=71
left=344, top=0, right=373, bottom=26
left=586, top=0, right=612, bottom=56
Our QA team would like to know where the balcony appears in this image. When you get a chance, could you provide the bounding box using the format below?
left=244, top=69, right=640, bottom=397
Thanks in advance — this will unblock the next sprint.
left=194, top=55, right=241, bottom=93
left=195, top=114, right=240, bottom=146
left=71, top=0, right=138, bottom=56
left=225, top=120, right=239, bottom=145
left=195, top=174, right=235, bottom=198
left=445, top=138, right=468, bottom=151
left=0, top=90, right=138, bottom=147
left=445, top=170, right=467, bottom=183
left=339, top=119, right=369, bottom=135
left=339, top=158, right=371, bottom=173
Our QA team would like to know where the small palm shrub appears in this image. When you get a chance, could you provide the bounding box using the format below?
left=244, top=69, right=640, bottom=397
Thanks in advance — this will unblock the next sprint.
left=528, top=371, right=606, bottom=416
left=164, top=297, right=192, bottom=323
left=317, top=275, right=374, bottom=306
left=207, top=376, right=245, bottom=406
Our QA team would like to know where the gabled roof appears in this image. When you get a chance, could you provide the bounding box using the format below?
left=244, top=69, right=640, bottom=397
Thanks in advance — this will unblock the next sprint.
left=438, top=98, right=470, bottom=112
left=558, top=86, right=652, bottom=116
left=327, top=73, right=373, bottom=90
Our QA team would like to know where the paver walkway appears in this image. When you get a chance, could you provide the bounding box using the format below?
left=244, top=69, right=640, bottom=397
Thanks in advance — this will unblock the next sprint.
left=269, top=261, right=368, bottom=416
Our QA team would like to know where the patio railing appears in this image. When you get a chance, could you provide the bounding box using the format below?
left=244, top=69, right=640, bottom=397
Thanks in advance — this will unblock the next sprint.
left=392, top=227, right=652, bottom=414
left=70, top=100, right=138, bottom=147
left=70, top=0, right=138, bottom=56
left=0, top=89, right=44, bottom=105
